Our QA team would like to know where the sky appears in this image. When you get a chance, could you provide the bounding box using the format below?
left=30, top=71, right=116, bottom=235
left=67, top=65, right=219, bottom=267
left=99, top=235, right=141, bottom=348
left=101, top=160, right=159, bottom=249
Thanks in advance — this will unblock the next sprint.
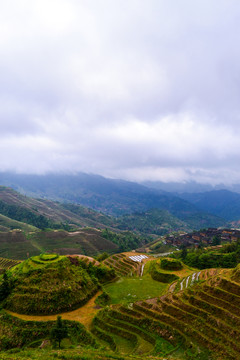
left=1, top=0, right=240, bottom=185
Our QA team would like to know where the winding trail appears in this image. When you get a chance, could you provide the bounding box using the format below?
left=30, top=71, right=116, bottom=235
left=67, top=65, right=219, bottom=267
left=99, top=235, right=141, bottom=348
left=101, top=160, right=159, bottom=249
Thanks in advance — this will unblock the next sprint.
left=6, top=291, right=101, bottom=330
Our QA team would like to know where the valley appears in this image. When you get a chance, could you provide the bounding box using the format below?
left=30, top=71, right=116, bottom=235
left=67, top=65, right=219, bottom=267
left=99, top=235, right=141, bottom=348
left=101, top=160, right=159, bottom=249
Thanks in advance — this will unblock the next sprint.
left=0, top=177, right=239, bottom=359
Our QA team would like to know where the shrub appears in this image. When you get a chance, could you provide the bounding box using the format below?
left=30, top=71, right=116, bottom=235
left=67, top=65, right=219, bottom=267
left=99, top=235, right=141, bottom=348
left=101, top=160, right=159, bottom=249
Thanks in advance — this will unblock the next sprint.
left=160, top=258, right=183, bottom=271
left=151, top=269, right=179, bottom=283
left=95, top=292, right=111, bottom=306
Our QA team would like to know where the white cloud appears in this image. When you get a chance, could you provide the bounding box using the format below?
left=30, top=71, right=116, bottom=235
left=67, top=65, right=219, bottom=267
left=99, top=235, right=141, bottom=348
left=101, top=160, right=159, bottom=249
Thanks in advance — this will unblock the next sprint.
left=1, top=0, right=240, bottom=184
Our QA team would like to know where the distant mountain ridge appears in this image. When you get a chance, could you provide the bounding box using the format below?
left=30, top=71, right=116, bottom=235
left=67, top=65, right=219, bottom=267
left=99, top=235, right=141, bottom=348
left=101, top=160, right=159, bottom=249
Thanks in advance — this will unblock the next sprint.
left=178, top=189, right=240, bottom=221
left=142, top=179, right=240, bottom=194
left=0, top=172, right=226, bottom=230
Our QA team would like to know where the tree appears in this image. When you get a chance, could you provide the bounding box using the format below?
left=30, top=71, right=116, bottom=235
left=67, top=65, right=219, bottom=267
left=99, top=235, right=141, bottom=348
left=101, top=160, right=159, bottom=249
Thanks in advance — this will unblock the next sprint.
left=180, top=246, right=188, bottom=260
left=0, top=271, right=10, bottom=302
left=212, top=235, right=221, bottom=246
left=50, top=316, right=68, bottom=348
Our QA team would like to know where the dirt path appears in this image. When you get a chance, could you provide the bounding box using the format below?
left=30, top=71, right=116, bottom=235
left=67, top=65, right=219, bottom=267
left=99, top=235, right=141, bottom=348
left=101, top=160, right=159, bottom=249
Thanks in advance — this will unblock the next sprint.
left=6, top=291, right=101, bottom=330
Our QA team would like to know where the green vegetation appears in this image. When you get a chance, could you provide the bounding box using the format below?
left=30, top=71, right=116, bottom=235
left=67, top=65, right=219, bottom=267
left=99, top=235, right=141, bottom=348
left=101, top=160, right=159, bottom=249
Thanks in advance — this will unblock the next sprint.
left=103, top=275, right=167, bottom=304
left=1, top=255, right=115, bottom=315
left=116, top=208, right=190, bottom=235
left=0, top=228, right=121, bottom=260
left=0, top=271, right=11, bottom=302
left=92, top=264, right=240, bottom=359
left=0, top=257, right=21, bottom=271
left=0, top=231, right=41, bottom=260
left=0, top=347, right=153, bottom=360
left=0, top=200, right=53, bottom=230
left=148, top=239, right=174, bottom=253
left=95, top=252, right=109, bottom=262
left=103, top=253, right=139, bottom=277
left=0, top=309, right=97, bottom=352
left=50, top=316, right=68, bottom=348
left=0, top=250, right=239, bottom=359
left=0, top=186, right=120, bottom=232
left=0, top=213, right=37, bottom=232
left=149, top=260, right=179, bottom=283
left=2, top=185, right=240, bottom=359
left=39, top=253, right=59, bottom=261
left=160, top=258, right=183, bottom=270
left=29, top=229, right=120, bottom=258
left=231, top=263, right=240, bottom=282
left=174, top=240, right=240, bottom=269
left=101, top=229, right=147, bottom=252
left=151, top=269, right=179, bottom=283
left=95, top=291, right=111, bottom=306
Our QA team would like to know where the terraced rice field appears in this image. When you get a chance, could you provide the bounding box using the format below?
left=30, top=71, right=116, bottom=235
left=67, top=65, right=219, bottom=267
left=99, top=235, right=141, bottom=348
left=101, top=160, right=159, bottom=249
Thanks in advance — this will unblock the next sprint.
left=170, top=268, right=221, bottom=293
left=92, top=268, right=240, bottom=359
left=0, top=256, right=20, bottom=270
left=103, top=253, right=140, bottom=277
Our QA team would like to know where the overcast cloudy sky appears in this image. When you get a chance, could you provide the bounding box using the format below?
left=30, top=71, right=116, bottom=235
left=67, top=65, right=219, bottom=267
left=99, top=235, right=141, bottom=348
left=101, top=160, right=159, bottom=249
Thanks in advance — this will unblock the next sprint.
left=1, top=0, right=240, bottom=184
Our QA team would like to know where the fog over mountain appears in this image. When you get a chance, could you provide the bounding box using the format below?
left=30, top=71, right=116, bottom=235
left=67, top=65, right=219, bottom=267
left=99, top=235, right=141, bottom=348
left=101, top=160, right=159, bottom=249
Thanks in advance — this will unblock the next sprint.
left=1, top=1, right=240, bottom=184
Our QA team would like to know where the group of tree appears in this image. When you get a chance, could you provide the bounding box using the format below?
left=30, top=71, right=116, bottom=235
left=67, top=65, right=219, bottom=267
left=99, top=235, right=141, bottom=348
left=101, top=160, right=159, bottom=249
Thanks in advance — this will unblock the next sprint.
left=0, top=200, right=52, bottom=229
left=0, top=271, right=10, bottom=302
left=178, top=240, right=240, bottom=269
left=101, top=228, right=148, bottom=252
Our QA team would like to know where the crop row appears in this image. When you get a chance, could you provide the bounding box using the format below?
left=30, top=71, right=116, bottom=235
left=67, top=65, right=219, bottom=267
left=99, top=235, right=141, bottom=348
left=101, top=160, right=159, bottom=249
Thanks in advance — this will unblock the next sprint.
left=91, top=267, right=240, bottom=358
left=91, top=305, right=186, bottom=356
left=0, top=257, right=20, bottom=270
left=134, top=300, right=236, bottom=359
left=103, top=254, right=139, bottom=277
left=134, top=273, right=240, bottom=359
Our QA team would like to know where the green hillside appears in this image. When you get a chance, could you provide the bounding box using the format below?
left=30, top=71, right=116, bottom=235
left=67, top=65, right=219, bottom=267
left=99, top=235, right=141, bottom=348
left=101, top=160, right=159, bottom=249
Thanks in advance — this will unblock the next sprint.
left=92, top=262, right=240, bottom=359
left=3, top=254, right=115, bottom=315
left=0, top=227, right=149, bottom=260
left=0, top=311, right=98, bottom=356
left=0, top=213, right=37, bottom=232
left=0, top=173, right=227, bottom=229
left=0, top=186, right=116, bottom=231
left=0, top=251, right=239, bottom=359
left=116, top=208, right=191, bottom=235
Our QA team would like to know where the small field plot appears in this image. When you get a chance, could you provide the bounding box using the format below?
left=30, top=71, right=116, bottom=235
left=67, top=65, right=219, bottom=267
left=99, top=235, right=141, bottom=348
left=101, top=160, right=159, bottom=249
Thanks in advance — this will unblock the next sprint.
left=103, top=274, right=167, bottom=304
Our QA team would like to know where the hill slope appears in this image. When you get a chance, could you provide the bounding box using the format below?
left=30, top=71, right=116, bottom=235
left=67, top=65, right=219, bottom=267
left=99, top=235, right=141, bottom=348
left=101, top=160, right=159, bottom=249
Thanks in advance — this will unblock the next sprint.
left=0, top=173, right=227, bottom=229
left=4, top=254, right=115, bottom=315
left=93, top=263, right=240, bottom=359
left=0, top=213, right=36, bottom=232
left=0, top=186, right=115, bottom=230
left=0, top=252, right=240, bottom=359
left=116, top=208, right=191, bottom=235
left=179, top=189, right=240, bottom=221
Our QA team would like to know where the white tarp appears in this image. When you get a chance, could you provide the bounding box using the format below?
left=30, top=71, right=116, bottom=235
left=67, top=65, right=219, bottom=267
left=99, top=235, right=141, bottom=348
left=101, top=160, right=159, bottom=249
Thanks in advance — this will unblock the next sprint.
left=129, top=255, right=148, bottom=262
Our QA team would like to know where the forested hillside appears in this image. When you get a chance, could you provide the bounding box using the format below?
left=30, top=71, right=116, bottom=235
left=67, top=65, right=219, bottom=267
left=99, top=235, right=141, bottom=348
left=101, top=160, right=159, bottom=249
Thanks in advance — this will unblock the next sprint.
left=0, top=173, right=227, bottom=230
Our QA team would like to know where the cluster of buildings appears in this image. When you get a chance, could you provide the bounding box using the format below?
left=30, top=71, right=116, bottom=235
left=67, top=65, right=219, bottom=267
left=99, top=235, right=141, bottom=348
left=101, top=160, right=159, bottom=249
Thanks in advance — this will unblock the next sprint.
left=164, top=228, right=240, bottom=248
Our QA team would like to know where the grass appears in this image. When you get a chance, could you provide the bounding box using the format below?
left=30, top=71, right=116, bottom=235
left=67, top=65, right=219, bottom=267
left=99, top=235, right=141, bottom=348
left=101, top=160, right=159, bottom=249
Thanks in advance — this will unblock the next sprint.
left=103, top=274, right=168, bottom=304
left=2, top=253, right=240, bottom=359
left=103, top=258, right=196, bottom=305
left=144, top=258, right=194, bottom=278
left=5, top=255, right=115, bottom=315
left=112, top=334, right=135, bottom=353
left=10, top=254, right=65, bottom=274
left=0, top=214, right=37, bottom=233
left=6, top=291, right=102, bottom=330
left=0, top=227, right=119, bottom=261
left=0, top=231, right=40, bottom=260
left=0, top=347, right=160, bottom=360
